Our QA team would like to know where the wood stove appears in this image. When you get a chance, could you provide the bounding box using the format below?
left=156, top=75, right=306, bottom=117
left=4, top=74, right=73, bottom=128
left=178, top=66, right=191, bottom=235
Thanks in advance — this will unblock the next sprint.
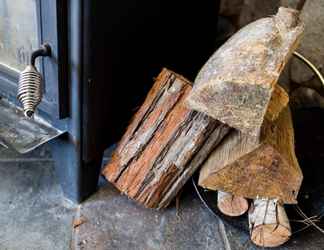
left=0, top=0, right=220, bottom=203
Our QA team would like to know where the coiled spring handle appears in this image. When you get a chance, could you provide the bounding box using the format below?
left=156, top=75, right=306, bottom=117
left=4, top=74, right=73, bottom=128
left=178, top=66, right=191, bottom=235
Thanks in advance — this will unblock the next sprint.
left=17, top=44, right=51, bottom=118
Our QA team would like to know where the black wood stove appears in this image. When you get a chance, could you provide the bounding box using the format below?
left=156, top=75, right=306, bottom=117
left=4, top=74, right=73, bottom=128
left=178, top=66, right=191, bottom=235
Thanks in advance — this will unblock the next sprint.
left=0, top=0, right=220, bottom=203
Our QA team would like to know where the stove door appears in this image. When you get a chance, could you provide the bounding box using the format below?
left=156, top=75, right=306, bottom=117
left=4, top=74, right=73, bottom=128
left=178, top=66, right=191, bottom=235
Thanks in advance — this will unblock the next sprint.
left=0, top=0, right=68, bottom=153
left=0, top=0, right=68, bottom=119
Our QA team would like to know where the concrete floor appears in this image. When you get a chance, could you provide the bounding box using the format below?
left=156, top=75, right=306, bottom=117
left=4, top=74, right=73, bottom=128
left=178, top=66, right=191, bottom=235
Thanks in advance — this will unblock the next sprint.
left=0, top=145, right=75, bottom=250
left=0, top=145, right=323, bottom=250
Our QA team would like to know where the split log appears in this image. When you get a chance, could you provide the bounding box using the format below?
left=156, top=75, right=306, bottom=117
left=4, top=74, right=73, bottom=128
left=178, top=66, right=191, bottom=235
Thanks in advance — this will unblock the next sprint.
left=249, top=199, right=291, bottom=247
left=102, top=69, right=230, bottom=209
left=265, top=84, right=289, bottom=122
left=199, top=106, right=303, bottom=204
left=217, top=191, right=249, bottom=217
left=186, top=7, right=304, bottom=136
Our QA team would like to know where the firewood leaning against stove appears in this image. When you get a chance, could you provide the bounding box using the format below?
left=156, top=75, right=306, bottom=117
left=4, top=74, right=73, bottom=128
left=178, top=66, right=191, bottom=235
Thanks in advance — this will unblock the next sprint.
left=102, top=69, right=231, bottom=209
left=186, top=7, right=304, bottom=137
left=103, top=7, right=303, bottom=211
left=102, top=67, right=291, bottom=211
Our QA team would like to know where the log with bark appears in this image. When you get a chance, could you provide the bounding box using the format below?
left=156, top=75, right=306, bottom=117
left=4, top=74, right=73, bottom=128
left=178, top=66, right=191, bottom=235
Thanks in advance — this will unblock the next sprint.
left=186, top=7, right=304, bottom=136
left=217, top=191, right=249, bottom=217
left=103, top=71, right=294, bottom=209
left=249, top=199, right=291, bottom=247
left=102, top=69, right=230, bottom=209
left=199, top=104, right=303, bottom=204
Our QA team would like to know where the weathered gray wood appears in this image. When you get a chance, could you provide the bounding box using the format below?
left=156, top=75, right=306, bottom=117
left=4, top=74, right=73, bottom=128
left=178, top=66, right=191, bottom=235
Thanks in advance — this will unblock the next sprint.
left=158, top=123, right=230, bottom=209
left=186, top=7, right=304, bottom=136
left=105, top=69, right=190, bottom=183
left=132, top=111, right=220, bottom=208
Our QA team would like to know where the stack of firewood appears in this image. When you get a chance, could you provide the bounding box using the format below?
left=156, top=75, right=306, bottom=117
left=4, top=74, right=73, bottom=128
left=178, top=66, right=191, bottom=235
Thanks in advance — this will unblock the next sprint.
left=103, top=7, right=305, bottom=247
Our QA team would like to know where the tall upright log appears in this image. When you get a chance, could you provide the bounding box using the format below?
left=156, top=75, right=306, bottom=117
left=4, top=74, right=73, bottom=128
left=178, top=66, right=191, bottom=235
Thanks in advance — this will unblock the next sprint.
left=102, top=69, right=230, bottom=209
left=186, top=7, right=304, bottom=136
left=199, top=106, right=303, bottom=204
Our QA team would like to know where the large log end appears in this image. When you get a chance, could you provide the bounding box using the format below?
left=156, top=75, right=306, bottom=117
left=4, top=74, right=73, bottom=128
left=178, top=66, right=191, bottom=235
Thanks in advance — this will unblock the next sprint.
left=186, top=80, right=271, bottom=137
left=198, top=107, right=303, bottom=204
left=251, top=224, right=291, bottom=247
left=200, top=143, right=302, bottom=204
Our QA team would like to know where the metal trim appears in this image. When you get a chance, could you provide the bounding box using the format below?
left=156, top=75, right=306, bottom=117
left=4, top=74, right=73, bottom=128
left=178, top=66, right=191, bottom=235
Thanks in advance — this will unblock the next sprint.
left=0, top=98, right=65, bottom=154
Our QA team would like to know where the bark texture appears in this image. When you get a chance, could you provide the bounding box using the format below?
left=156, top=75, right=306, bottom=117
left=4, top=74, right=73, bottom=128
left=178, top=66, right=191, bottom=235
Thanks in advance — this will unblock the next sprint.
left=186, top=7, right=304, bottom=136
left=249, top=199, right=291, bottom=247
left=102, top=69, right=230, bottom=209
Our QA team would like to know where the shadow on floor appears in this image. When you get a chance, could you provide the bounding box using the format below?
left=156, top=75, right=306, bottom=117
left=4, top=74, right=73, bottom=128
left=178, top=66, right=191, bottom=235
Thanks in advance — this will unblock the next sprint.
left=0, top=145, right=323, bottom=250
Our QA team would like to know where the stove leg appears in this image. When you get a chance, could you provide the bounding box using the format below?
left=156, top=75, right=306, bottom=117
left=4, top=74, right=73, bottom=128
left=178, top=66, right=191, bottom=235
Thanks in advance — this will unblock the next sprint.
left=50, top=136, right=103, bottom=203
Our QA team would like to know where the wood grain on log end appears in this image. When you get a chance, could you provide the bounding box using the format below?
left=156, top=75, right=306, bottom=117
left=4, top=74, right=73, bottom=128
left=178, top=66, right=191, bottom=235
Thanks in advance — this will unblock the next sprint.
left=199, top=107, right=303, bottom=204
left=186, top=7, right=303, bottom=136
left=198, top=84, right=289, bottom=190
left=249, top=199, right=291, bottom=248
left=217, top=191, right=249, bottom=217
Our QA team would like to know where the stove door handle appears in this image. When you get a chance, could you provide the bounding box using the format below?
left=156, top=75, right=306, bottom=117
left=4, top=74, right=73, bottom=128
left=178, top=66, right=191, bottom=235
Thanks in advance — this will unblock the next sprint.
left=17, top=44, right=52, bottom=118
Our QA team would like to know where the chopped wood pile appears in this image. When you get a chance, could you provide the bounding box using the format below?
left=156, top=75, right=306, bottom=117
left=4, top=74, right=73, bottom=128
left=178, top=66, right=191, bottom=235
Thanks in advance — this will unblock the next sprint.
left=103, top=7, right=305, bottom=247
